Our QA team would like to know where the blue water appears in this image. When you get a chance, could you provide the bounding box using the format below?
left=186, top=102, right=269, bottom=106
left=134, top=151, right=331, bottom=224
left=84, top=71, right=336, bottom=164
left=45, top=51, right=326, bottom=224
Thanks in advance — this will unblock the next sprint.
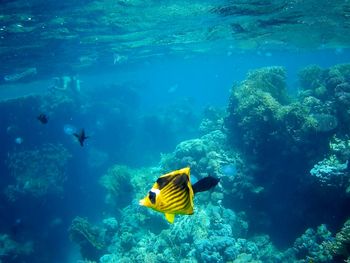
left=1, top=1, right=350, bottom=262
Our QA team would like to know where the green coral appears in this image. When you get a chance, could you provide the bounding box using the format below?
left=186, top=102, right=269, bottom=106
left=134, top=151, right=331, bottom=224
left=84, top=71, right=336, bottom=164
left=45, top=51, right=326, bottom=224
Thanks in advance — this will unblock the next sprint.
left=328, top=64, right=350, bottom=82
left=298, top=65, right=326, bottom=94
left=245, top=66, right=289, bottom=104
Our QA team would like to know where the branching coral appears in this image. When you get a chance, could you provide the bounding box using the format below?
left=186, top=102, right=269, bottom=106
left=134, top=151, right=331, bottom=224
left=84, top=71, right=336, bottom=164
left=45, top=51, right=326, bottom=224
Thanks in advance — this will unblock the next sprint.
left=5, top=143, right=71, bottom=201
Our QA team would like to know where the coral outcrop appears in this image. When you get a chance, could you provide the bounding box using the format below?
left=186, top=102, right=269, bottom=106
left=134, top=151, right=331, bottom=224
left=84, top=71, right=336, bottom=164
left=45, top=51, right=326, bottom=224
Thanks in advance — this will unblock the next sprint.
left=69, top=217, right=117, bottom=261
left=0, top=234, right=33, bottom=262
left=96, top=203, right=287, bottom=263
left=5, top=143, right=72, bottom=201
left=225, top=66, right=332, bottom=173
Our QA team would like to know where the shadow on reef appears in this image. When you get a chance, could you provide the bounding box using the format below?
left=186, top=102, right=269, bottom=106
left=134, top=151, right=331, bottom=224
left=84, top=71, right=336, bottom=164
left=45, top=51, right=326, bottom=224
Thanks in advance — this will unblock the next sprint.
left=225, top=65, right=350, bottom=247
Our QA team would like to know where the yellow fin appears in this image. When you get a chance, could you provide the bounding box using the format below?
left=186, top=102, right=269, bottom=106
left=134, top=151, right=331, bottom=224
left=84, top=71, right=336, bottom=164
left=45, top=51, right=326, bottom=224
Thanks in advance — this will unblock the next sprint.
left=165, top=213, right=175, bottom=224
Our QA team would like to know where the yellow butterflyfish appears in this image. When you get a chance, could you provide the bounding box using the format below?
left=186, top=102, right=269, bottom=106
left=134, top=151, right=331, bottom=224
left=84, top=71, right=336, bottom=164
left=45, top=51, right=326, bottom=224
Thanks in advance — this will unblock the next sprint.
left=139, top=167, right=219, bottom=223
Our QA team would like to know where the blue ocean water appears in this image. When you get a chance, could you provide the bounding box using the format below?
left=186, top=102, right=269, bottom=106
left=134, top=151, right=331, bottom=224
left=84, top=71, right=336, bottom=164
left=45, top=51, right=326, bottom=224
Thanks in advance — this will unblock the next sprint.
left=1, top=1, right=350, bottom=262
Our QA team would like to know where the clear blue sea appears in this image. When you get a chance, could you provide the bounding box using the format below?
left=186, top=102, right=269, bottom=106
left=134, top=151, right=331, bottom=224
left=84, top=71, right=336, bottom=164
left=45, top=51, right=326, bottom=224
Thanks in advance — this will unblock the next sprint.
left=1, top=1, right=350, bottom=262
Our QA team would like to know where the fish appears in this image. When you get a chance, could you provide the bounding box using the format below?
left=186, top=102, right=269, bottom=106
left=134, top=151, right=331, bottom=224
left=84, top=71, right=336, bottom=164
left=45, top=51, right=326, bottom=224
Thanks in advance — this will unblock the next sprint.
left=139, top=167, right=220, bottom=223
left=73, top=128, right=89, bottom=147
left=37, top=114, right=48, bottom=124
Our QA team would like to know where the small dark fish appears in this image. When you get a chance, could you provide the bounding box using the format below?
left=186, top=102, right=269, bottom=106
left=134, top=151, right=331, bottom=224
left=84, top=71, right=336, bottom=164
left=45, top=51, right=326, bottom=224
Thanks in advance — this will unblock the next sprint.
left=73, top=128, right=89, bottom=147
left=37, top=114, right=48, bottom=124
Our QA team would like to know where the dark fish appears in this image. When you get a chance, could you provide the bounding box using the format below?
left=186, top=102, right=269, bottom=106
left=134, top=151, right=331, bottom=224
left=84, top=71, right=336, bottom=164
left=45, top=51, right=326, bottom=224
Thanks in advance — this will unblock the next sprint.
left=37, top=114, right=48, bottom=124
left=139, top=167, right=219, bottom=223
left=73, top=129, right=89, bottom=147
left=193, top=176, right=220, bottom=194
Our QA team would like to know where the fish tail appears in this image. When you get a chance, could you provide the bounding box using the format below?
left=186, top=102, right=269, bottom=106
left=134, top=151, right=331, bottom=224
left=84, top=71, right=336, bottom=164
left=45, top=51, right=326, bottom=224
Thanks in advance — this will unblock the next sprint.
left=192, top=176, right=220, bottom=194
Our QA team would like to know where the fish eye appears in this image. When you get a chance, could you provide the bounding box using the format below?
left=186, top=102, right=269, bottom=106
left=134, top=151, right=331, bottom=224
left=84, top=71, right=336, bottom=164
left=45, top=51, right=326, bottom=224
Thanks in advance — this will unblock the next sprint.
left=148, top=191, right=156, bottom=204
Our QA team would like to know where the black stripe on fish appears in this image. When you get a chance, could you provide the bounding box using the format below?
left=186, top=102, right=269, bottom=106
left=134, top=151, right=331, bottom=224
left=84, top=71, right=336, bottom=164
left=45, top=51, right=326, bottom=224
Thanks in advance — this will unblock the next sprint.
left=166, top=190, right=188, bottom=209
left=173, top=173, right=188, bottom=187
left=162, top=187, right=183, bottom=201
left=157, top=176, right=173, bottom=190
left=161, top=189, right=187, bottom=210
left=173, top=196, right=191, bottom=213
left=162, top=176, right=187, bottom=199
left=162, top=183, right=183, bottom=200
left=157, top=172, right=187, bottom=193
left=163, top=186, right=190, bottom=211
left=161, top=189, right=187, bottom=209
left=165, top=179, right=186, bottom=193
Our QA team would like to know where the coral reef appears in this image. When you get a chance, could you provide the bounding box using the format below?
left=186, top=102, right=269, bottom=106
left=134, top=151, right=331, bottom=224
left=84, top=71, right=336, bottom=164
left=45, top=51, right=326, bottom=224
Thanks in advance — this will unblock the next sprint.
left=292, top=224, right=334, bottom=262
left=39, top=85, right=81, bottom=117
left=160, top=129, right=256, bottom=199
left=223, top=64, right=350, bottom=259
left=5, top=143, right=72, bottom=201
left=225, top=66, right=333, bottom=173
left=0, top=234, right=33, bottom=261
left=298, top=65, right=328, bottom=99
left=288, top=220, right=350, bottom=262
left=328, top=218, right=350, bottom=260
left=310, top=155, right=348, bottom=188
left=160, top=130, right=233, bottom=177
left=310, top=135, right=350, bottom=193
left=68, top=63, right=350, bottom=263
left=69, top=217, right=114, bottom=261
left=97, top=203, right=286, bottom=263
left=99, top=165, right=161, bottom=209
left=199, top=106, right=225, bottom=135
left=99, top=165, right=134, bottom=208
left=299, top=63, right=350, bottom=134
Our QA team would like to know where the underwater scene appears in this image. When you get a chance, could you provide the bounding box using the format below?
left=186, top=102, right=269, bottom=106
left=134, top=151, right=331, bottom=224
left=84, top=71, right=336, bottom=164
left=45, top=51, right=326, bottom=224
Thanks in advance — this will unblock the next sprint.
left=1, top=0, right=350, bottom=262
